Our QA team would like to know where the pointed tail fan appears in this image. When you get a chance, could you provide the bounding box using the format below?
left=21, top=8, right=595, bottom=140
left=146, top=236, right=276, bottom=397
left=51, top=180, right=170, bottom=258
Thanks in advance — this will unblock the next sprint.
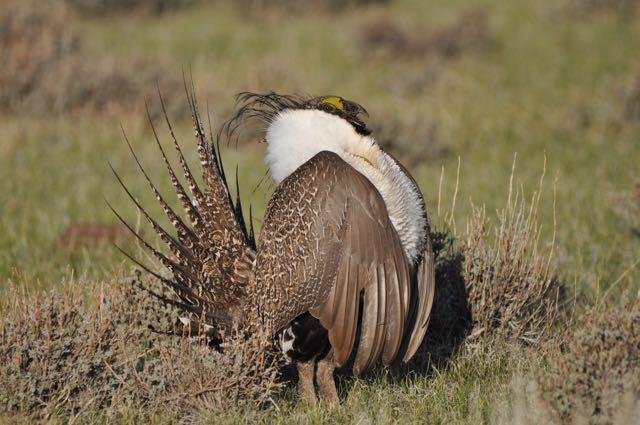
left=109, top=82, right=256, bottom=334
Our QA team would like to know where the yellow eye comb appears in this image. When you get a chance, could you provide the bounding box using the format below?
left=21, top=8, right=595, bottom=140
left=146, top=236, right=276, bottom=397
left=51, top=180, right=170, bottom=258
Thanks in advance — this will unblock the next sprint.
left=321, top=96, right=344, bottom=111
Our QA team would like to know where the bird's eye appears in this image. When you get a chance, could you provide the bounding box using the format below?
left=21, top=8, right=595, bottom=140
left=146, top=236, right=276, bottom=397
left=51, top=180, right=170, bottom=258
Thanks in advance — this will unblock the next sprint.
left=320, top=103, right=337, bottom=113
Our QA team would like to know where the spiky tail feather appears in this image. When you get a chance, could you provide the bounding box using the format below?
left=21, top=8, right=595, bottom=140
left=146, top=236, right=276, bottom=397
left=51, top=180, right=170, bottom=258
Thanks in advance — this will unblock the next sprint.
left=110, top=80, right=256, bottom=335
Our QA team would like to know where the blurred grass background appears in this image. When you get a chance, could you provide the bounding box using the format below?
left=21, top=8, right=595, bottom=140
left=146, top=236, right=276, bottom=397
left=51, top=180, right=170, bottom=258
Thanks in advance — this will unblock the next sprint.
left=1, top=0, right=640, bottom=421
left=2, top=0, right=638, bottom=299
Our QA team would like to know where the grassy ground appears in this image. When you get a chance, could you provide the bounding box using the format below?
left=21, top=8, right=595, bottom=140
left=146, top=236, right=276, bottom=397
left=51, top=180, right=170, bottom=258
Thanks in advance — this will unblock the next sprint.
left=1, top=0, right=639, bottom=422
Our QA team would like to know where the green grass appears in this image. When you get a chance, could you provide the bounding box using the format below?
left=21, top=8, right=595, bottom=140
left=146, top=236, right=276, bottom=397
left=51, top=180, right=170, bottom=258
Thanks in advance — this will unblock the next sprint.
left=1, top=0, right=640, bottom=422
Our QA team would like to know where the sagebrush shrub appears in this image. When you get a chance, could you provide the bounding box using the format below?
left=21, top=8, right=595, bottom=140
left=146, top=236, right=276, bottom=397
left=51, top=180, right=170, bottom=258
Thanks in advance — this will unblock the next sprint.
left=538, top=297, right=640, bottom=424
left=462, top=185, right=565, bottom=344
left=414, top=171, right=564, bottom=367
left=0, top=274, right=283, bottom=421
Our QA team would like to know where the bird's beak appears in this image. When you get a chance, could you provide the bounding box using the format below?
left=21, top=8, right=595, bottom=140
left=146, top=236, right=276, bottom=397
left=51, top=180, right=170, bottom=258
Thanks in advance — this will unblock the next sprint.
left=355, top=103, right=369, bottom=117
left=344, top=100, right=368, bottom=118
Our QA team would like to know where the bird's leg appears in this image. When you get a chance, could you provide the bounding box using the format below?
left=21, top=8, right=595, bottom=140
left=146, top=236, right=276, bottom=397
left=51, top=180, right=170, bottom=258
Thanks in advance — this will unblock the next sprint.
left=316, top=350, right=339, bottom=405
left=296, top=361, right=317, bottom=407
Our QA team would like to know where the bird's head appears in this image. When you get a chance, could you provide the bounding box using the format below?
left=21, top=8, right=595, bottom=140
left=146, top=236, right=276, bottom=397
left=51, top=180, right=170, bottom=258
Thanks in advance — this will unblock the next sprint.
left=302, top=95, right=371, bottom=136
left=226, top=92, right=375, bottom=183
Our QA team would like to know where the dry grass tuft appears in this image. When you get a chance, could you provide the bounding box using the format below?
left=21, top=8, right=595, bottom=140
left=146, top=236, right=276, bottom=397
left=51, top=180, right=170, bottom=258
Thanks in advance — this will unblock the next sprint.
left=537, top=297, right=640, bottom=423
left=360, top=10, right=492, bottom=61
left=0, top=273, right=283, bottom=421
left=414, top=166, right=564, bottom=366
left=0, top=0, right=181, bottom=116
left=461, top=168, right=565, bottom=344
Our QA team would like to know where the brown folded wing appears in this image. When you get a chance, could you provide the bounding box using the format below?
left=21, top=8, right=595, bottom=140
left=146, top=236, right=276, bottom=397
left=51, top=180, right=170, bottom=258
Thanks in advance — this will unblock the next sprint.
left=402, top=237, right=436, bottom=361
left=253, top=151, right=412, bottom=375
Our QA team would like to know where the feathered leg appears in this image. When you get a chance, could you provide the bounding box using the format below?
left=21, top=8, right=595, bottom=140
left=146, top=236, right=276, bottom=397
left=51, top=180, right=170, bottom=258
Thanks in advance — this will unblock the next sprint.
left=296, top=361, right=317, bottom=406
left=316, top=350, right=339, bottom=405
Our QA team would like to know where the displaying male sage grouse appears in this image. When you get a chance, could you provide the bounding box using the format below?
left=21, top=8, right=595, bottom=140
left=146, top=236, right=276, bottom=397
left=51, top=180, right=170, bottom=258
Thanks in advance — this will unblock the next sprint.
left=111, top=90, right=435, bottom=405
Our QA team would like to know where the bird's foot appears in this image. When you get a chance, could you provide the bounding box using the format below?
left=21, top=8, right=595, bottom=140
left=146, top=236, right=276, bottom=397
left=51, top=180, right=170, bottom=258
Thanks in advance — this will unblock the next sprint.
left=296, top=361, right=317, bottom=407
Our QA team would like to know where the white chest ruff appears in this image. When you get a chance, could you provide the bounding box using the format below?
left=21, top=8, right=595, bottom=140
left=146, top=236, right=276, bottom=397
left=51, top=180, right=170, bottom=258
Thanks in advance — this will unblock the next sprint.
left=265, top=109, right=427, bottom=263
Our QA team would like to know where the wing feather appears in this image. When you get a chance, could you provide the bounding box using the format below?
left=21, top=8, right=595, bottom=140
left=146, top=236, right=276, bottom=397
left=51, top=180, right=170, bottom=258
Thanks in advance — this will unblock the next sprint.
left=255, top=151, right=412, bottom=375
left=402, top=236, right=436, bottom=361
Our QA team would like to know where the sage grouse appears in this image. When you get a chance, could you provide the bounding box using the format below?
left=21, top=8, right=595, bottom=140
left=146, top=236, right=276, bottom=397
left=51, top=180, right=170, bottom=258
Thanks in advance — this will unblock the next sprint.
left=111, top=90, right=436, bottom=405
